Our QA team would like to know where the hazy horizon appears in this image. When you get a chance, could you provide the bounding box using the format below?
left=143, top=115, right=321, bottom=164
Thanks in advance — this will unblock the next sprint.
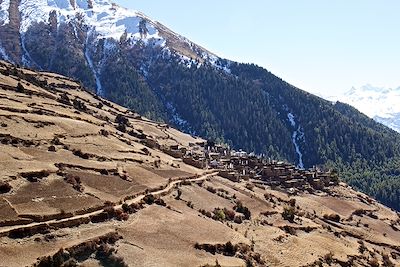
left=115, top=0, right=400, bottom=96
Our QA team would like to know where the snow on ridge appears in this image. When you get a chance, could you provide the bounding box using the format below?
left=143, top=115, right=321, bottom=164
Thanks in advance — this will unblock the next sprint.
left=329, top=84, right=400, bottom=133
left=287, top=113, right=296, bottom=127
left=166, top=102, right=191, bottom=130
left=339, top=84, right=400, bottom=119
left=17, top=0, right=164, bottom=44
left=15, top=0, right=223, bottom=72
left=287, top=113, right=304, bottom=169
left=0, top=0, right=10, bottom=25
left=84, top=29, right=103, bottom=96
left=0, top=45, right=12, bottom=62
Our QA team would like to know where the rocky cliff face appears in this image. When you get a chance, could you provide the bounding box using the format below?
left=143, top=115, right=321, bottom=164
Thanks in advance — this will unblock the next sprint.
left=0, top=0, right=22, bottom=62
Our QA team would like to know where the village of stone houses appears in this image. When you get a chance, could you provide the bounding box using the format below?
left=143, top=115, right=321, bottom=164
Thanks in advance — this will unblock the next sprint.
left=164, top=141, right=339, bottom=194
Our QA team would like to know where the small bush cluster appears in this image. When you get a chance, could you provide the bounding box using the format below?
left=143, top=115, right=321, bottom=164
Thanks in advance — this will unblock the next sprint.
left=72, top=149, right=90, bottom=160
left=100, top=169, right=109, bottom=175
left=358, top=241, right=367, bottom=254
left=120, top=202, right=144, bottom=215
left=281, top=225, right=297, bottom=235
left=34, top=232, right=127, bottom=267
left=195, top=241, right=241, bottom=256
left=323, top=213, right=341, bottom=223
left=288, top=198, right=296, bottom=207
left=142, top=194, right=166, bottom=206
left=206, top=186, right=217, bottom=194
left=352, top=209, right=367, bottom=217
left=211, top=207, right=244, bottom=224
left=72, top=99, right=87, bottom=112
left=115, top=114, right=129, bottom=133
left=199, top=209, right=212, bottom=218
left=64, top=174, right=84, bottom=192
left=282, top=206, right=296, bottom=223
left=9, top=225, right=50, bottom=239
left=368, top=258, right=379, bottom=267
left=234, top=201, right=251, bottom=220
left=21, top=170, right=50, bottom=182
left=260, top=211, right=278, bottom=217
left=194, top=242, right=264, bottom=265
left=58, top=93, right=71, bottom=105
left=0, top=182, right=12, bottom=193
left=115, top=114, right=129, bottom=125
left=16, top=82, right=25, bottom=93
left=99, top=129, right=109, bottom=137
left=324, top=252, right=334, bottom=265
left=382, top=254, right=395, bottom=267
left=103, top=206, right=129, bottom=221
left=51, top=136, right=62, bottom=145
left=245, top=183, right=255, bottom=191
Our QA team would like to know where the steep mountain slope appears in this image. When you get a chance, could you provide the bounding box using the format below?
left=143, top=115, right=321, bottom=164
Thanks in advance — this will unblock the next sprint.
left=1, top=61, right=400, bottom=267
left=0, top=0, right=400, bottom=211
left=334, top=84, right=400, bottom=133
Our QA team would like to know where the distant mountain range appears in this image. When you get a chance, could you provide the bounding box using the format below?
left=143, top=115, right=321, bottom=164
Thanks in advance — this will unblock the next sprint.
left=331, top=85, right=400, bottom=133
left=0, top=0, right=399, bottom=210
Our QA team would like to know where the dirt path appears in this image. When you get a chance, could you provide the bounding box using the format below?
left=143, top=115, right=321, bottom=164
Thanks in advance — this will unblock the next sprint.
left=0, top=171, right=218, bottom=237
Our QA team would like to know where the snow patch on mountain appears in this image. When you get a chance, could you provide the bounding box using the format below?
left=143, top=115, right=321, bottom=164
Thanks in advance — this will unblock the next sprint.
left=84, top=29, right=104, bottom=96
left=0, top=0, right=10, bottom=25
left=17, top=0, right=164, bottom=44
left=287, top=113, right=304, bottom=169
left=208, top=55, right=231, bottom=74
left=20, top=34, right=41, bottom=69
left=0, top=45, right=11, bottom=62
left=166, top=102, right=191, bottom=131
left=334, top=84, right=400, bottom=132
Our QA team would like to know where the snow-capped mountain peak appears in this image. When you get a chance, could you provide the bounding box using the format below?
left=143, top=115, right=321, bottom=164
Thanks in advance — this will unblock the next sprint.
left=336, top=84, right=400, bottom=132
left=0, top=0, right=229, bottom=96
left=0, top=0, right=220, bottom=62
left=17, top=0, right=163, bottom=42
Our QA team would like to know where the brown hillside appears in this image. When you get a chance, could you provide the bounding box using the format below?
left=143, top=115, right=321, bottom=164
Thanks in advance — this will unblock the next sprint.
left=0, top=61, right=399, bottom=267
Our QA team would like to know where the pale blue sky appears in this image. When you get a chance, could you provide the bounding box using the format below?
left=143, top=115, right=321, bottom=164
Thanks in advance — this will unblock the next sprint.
left=115, top=0, right=400, bottom=96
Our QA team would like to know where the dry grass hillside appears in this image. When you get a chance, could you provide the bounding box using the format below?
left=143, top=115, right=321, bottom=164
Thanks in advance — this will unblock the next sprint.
left=0, top=61, right=399, bottom=267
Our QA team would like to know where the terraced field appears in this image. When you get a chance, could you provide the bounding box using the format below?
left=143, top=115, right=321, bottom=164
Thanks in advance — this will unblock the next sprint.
left=0, top=61, right=399, bottom=267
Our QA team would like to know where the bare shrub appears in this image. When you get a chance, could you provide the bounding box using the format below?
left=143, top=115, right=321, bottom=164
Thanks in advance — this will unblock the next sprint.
left=368, top=258, right=379, bottom=267
left=206, top=186, right=217, bottom=194
left=21, top=170, right=50, bottom=182
left=72, top=149, right=90, bottom=159
left=289, top=198, right=296, bottom=207
left=143, top=194, right=154, bottom=204
left=282, top=206, right=295, bottom=223
left=245, top=183, right=255, bottom=191
left=323, top=213, right=341, bottom=223
left=0, top=182, right=12, bottom=193
left=234, top=201, right=251, bottom=220
left=64, top=174, right=84, bottom=192
left=382, top=254, right=395, bottom=267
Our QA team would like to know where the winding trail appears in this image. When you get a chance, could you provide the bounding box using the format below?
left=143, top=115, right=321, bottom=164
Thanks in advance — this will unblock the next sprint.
left=0, top=171, right=218, bottom=237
